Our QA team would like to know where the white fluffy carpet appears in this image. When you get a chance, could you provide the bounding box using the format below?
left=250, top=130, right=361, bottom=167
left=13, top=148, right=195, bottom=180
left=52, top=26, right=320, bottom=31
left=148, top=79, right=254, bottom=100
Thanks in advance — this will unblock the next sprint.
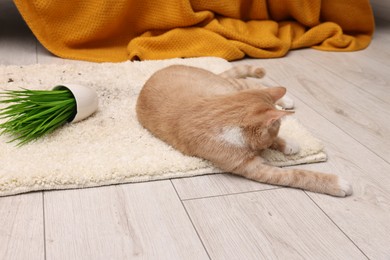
left=0, top=57, right=326, bottom=196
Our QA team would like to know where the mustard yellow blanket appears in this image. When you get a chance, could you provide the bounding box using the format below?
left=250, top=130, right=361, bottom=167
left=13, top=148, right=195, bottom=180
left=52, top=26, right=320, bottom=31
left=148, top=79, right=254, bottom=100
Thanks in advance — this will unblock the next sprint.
left=14, top=0, right=374, bottom=62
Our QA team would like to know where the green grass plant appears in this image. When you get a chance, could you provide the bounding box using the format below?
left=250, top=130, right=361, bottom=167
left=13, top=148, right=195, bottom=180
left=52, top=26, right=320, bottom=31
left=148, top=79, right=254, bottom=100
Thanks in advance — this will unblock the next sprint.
left=0, top=88, right=76, bottom=146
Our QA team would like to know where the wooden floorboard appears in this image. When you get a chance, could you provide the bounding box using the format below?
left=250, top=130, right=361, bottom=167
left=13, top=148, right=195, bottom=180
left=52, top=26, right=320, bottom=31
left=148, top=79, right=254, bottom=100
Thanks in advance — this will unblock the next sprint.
left=229, top=50, right=390, bottom=259
left=358, top=26, right=390, bottom=67
left=184, top=189, right=366, bottom=260
left=294, top=48, right=389, bottom=103
left=286, top=96, right=390, bottom=260
left=235, top=54, right=390, bottom=163
left=251, top=58, right=390, bottom=259
left=172, top=173, right=276, bottom=201
left=44, top=181, right=209, bottom=259
left=0, top=193, right=45, bottom=260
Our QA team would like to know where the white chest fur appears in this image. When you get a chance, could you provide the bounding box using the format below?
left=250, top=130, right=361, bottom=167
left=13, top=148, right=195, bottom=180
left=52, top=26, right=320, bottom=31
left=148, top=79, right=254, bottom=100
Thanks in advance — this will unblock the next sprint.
left=219, top=126, right=246, bottom=147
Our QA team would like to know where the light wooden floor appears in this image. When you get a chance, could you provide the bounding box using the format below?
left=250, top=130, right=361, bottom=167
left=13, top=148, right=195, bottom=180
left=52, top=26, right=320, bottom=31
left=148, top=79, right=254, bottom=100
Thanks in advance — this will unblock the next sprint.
left=1, top=1, right=390, bottom=259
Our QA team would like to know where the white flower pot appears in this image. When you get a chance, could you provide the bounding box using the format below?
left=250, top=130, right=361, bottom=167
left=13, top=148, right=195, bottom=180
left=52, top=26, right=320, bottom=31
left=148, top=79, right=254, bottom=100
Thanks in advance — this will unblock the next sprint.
left=54, top=84, right=98, bottom=122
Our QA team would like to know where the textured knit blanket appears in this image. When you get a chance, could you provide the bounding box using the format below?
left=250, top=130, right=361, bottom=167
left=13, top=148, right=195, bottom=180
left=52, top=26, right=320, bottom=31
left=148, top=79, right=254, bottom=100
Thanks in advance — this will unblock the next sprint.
left=13, top=0, right=374, bottom=62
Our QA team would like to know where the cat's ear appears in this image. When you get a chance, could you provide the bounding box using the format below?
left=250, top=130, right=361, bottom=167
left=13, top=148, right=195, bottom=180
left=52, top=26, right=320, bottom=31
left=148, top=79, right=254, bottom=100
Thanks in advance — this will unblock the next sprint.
left=264, top=109, right=293, bottom=127
left=264, top=87, right=286, bottom=102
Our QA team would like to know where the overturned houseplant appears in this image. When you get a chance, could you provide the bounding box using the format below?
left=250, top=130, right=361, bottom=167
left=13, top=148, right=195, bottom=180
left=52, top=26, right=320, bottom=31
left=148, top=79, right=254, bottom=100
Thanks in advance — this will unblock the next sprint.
left=0, top=84, right=98, bottom=146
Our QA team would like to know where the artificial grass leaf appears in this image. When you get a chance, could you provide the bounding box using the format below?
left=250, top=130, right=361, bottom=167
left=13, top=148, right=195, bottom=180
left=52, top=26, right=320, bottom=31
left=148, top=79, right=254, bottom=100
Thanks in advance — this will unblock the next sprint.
left=0, top=88, right=76, bottom=146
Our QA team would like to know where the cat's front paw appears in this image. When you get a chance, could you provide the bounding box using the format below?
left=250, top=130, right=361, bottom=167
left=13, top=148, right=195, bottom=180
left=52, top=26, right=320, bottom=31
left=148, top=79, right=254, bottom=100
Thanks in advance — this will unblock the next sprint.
left=335, top=177, right=353, bottom=197
left=276, top=95, right=294, bottom=110
left=282, top=140, right=300, bottom=155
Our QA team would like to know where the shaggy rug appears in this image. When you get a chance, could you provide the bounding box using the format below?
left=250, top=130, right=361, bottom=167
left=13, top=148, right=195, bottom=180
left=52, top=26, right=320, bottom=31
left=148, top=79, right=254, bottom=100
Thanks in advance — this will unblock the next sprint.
left=0, top=57, right=326, bottom=196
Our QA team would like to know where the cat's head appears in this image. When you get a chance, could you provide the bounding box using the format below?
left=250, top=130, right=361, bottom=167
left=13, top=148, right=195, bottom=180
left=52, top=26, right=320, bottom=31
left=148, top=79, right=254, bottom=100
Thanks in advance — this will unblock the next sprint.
left=240, top=87, right=293, bottom=150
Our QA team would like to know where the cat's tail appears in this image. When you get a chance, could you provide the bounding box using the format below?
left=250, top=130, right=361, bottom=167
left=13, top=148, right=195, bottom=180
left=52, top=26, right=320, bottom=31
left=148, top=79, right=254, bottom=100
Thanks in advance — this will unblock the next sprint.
left=232, top=156, right=353, bottom=197
left=219, top=65, right=265, bottom=79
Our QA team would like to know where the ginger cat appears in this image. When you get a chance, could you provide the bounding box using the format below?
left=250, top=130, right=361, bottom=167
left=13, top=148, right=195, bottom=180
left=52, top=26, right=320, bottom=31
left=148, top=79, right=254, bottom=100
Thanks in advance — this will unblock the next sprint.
left=136, top=65, right=352, bottom=197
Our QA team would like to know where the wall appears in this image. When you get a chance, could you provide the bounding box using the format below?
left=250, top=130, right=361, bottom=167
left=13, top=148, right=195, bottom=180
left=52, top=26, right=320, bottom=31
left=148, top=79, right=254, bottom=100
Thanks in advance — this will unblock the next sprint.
left=371, top=0, right=390, bottom=21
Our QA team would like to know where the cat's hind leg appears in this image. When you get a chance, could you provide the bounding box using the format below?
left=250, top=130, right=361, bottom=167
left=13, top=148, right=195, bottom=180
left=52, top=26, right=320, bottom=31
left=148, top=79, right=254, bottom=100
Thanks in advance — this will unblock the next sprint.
left=233, top=156, right=353, bottom=197
left=219, top=65, right=265, bottom=79
left=225, top=79, right=295, bottom=110
left=224, top=78, right=266, bottom=91
left=220, top=65, right=295, bottom=109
